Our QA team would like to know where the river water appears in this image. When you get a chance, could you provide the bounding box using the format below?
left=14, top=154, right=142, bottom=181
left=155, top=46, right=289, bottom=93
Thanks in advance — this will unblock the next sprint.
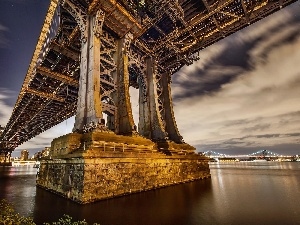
left=0, top=162, right=300, bottom=225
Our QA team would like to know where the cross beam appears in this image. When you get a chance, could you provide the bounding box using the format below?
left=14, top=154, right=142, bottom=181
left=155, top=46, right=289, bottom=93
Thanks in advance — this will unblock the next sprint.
left=25, top=88, right=65, bottom=102
left=36, top=66, right=79, bottom=87
left=153, top=0, right=236, bottom=53
left=48, top=41, right=80, bottom=61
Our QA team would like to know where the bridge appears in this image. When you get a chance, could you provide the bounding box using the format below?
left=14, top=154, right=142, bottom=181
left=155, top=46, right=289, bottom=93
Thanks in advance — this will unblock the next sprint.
left=0, top=0, right=296, bottom=154
left=203, top=150, right=297, bottom=161
left=0, top=0, right=297, bottom=203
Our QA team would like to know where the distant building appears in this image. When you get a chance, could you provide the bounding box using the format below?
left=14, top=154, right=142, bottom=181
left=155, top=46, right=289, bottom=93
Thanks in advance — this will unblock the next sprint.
left=33, top=147, right=50, bottom=160
left=0, top=153, right=6, bottom=163
left=42, top=147, right=50, bottom=157
left=34, top=151, right=42, bottom=160
left=0, top=152, right=11, bottom=164
left=20, top=150, right=29, bottom=161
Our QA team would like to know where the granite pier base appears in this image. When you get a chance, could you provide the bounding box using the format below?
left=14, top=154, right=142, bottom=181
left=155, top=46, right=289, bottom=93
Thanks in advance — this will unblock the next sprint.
left=36, top=131, right=210, bottom=204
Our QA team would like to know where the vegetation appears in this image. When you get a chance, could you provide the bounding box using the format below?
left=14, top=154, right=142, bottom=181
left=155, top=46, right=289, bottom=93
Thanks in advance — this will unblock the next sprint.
left=43, top=215, right=91, bottom=225
left=0, top=199, right=35, bottom=225
left=0, top=199, right=100, bottom=225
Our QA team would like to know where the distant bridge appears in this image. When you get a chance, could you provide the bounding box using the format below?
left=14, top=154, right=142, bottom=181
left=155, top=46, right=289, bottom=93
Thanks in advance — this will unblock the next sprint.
left=203, top=149, right=292, bottom=158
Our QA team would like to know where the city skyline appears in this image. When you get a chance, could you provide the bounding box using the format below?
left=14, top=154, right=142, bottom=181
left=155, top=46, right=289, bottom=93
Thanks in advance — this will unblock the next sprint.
left=0, top=1, right=300, bottom=156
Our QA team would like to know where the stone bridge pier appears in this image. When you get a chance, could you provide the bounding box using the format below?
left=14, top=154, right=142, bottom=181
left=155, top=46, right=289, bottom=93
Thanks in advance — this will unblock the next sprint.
left=36, top=0, right=210, bottom=204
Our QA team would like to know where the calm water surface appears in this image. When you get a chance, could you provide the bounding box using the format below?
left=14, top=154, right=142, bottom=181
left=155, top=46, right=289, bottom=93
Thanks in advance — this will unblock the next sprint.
left=1, top=162, right=300, bottom=225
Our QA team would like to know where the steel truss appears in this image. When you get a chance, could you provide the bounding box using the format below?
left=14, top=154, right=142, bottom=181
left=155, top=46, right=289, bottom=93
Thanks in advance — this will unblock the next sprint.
left=0, top=0, right=297, bottom=151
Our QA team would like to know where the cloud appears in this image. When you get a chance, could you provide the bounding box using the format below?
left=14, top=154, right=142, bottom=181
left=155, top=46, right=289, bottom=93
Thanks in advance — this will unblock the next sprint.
left=172, top=41, right=229, bottom=100
left=0, top=88, right=14, bottom=125
left=0, top=23, right=9, bottom=48
left=247, top=24, right=300, bottom=67
left=130, top=87, right=140, bottom=126
left=171, top=11, right=300, bottom=154
left=172, top=4, right=300, bottom=102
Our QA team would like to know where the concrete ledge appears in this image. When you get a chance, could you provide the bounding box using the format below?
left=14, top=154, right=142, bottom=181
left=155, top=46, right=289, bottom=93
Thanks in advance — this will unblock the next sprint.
left=50, top=131, right=158, bottom=157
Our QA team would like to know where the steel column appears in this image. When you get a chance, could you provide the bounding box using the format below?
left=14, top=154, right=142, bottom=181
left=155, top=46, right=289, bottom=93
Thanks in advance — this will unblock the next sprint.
left=146, top=58, right=168, bottom=141
left=66, top=7, right=105, bottom=131
left=161, top=73, right=184, bottom=143
left=114, top=33, right=137, bottom=135
left=138, top=76, right=151, bottom=138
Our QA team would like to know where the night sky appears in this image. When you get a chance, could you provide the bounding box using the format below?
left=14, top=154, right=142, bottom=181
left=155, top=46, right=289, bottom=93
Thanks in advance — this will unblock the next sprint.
left=1, top=0, right=300, bottom=157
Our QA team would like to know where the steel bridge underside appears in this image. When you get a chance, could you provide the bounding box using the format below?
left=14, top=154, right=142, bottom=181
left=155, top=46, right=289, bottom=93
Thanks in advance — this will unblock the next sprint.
left=0, top=0, right=297, bottom=152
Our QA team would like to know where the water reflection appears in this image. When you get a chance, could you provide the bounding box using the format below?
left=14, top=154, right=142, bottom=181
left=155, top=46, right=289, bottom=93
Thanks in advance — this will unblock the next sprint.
left=209, top=162, right=300, bottom=225
left=33, top=179, right=212, bottom=225
left=1, top=162, right=300, bottom=225
left=0, top=166, right=37, bottom=217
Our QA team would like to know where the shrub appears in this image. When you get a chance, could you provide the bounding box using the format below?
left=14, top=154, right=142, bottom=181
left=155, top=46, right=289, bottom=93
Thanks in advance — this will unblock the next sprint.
left=43, top=214, right=89, bottom=225
left=0, top=199, right=35, bottom=225
left=0, top=199, right=100, bottom=225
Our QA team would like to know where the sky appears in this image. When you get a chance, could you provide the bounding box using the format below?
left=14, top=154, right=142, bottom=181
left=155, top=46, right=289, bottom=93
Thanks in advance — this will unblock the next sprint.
left=0, top=0, right=300, bottom=157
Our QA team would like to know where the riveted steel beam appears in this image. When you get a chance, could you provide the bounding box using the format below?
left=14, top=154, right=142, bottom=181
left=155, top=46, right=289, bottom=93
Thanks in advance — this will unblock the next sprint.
left=88, top=0, right=142, bottom=38
left=36, top=66, right=79, bottom=87
left=49, top=41, right=80, bottom=61
left=26, top=88, right=65, bottom=102
left=153, top=0, right=236, bottom=53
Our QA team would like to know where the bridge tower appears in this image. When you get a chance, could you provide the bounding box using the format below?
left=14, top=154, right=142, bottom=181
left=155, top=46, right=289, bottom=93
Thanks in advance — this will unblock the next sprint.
left=35, top=0, right=210, bottom=203
left=49, top=0, right=195, bottom=155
